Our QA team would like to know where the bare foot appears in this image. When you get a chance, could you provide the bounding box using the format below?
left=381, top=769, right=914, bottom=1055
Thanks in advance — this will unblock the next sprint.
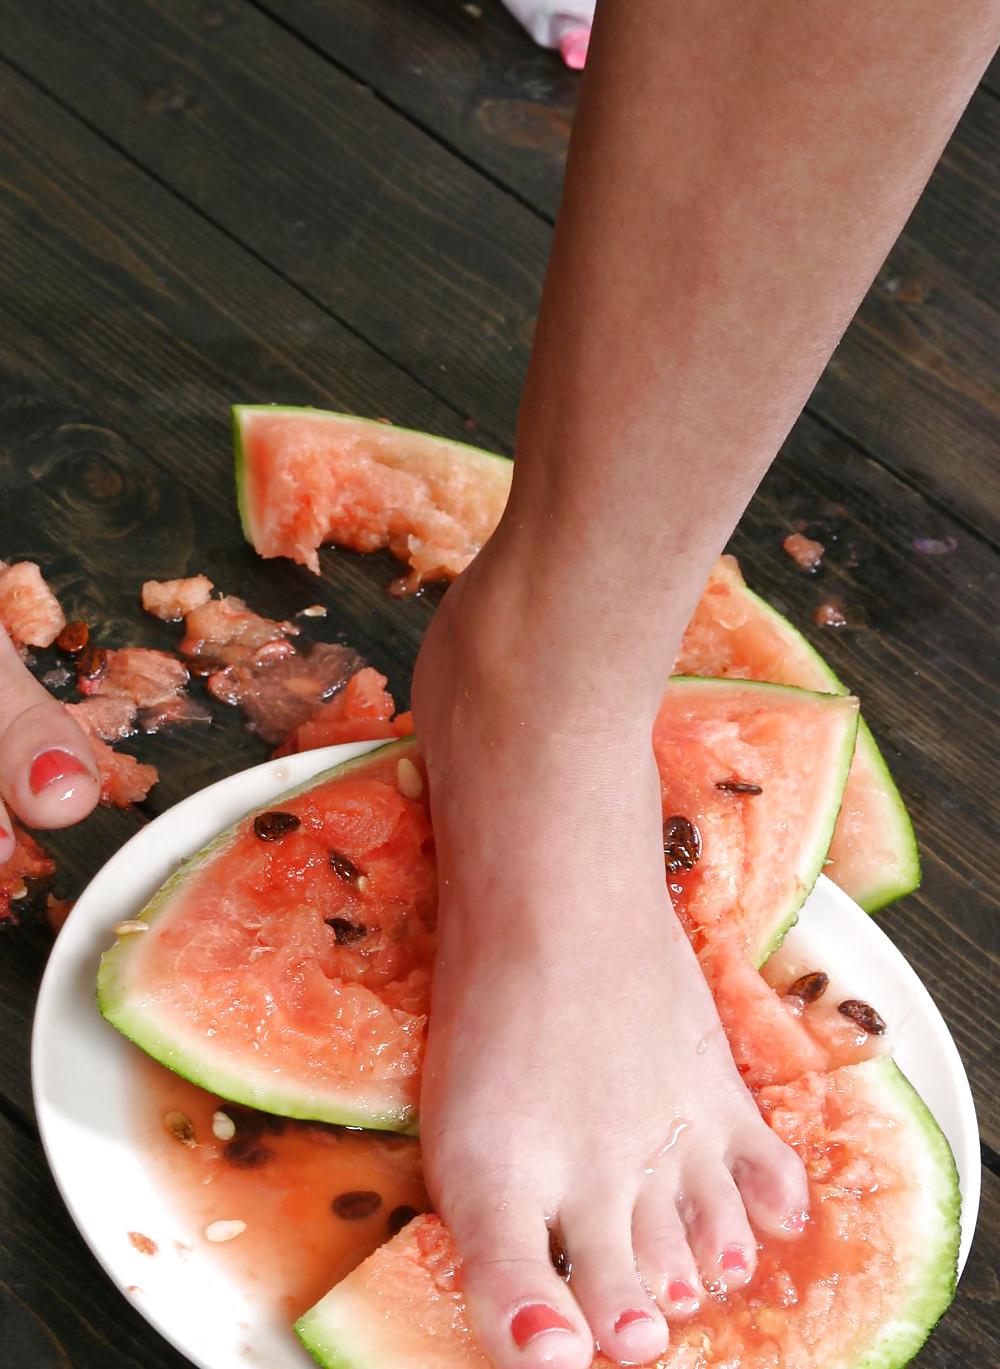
left=412, top=567, right=808, bottom=1369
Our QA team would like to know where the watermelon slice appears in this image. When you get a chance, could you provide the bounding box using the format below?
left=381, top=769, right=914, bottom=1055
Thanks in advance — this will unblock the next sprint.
left=234, top=406, right=512, bottom=590
left=296, top=1058, right=958, bottom=1369
left=97, top=678, right=856, bottom=1130
left=232, top=407, right=917, bottom=912
left=676, top=556, right=919, bottom=912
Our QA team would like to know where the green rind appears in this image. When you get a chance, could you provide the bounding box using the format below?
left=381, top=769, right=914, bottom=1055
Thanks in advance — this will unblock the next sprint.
left=734, top=579, right=920, bottom=913
left=843, top=1059, right=960, bottom=1369
left=232, top=403, right=512, bottom=547
left=295, top=1058, right=960, bottom=1369
left=97, top=737, right=421, bottom=1135
left=668, top=676, right=860, bottom=966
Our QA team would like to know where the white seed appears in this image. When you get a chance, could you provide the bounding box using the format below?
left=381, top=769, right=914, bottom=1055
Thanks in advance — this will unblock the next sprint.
left=396, top=757, right=424, bottom=801
left=298, top=604, right=328, bottom=618
left=212, top=1110, right=236, bottom=1141
left=355, top=875, right=371, bottom=895
left=164, top=1110, right=196, bottom=1147
left=205, top=1219, right=246, bottom=1243
left=10, top=881, right=28, bottom=901
left=114, top=918, right=150, bottom=936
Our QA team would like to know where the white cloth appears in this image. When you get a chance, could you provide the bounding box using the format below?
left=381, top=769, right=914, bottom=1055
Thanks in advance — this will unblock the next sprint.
left=500, top=0, right=595, bottom=52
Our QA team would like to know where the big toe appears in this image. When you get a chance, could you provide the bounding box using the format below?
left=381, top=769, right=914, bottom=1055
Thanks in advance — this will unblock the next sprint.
left=562, top=1192, right=669, bottom=1365
left=732, top=1124, right=810, bottom=1239
left=0, top=636, right=100, bottom=828
left=452, top=1196, right=593, bottom=1369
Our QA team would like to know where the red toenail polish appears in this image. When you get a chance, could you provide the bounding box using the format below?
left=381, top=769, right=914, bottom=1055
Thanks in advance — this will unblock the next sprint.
left=0, top=825, right=9, bottom=840
left=511, top=1304, right=574, bottom=1349
left=614, top=1308, right=652, bottom=1334
left=721, top=1245, right=747, bottom=1273
left=668, top=1280, right=697, bottom=1303
left=29, top=749, right=91, bottom=797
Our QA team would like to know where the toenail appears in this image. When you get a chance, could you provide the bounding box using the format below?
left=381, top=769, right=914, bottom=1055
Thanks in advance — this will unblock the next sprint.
left=667, top=1279, right=698, bottom=1303
left=511, top=1304, right=575, bottom=1349
left=721, top=1245, right=747, bottom=1273
left=614, top=1308, right=653, bottom=1334
left=781, top=1209, right=809, bottom=1234
left=29, top=749, right=92, bottom=798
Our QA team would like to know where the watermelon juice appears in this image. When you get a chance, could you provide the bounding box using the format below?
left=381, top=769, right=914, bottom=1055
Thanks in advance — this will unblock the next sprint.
left=134, top=1054, right=428, bottom=1320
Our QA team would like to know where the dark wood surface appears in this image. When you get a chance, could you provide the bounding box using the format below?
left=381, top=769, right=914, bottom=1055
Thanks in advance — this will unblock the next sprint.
left=0, top=3, right=997, bottom=1365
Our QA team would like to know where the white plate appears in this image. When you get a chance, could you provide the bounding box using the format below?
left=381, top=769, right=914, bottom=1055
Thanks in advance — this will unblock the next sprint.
left=33, top=743, right=980, bottom=1369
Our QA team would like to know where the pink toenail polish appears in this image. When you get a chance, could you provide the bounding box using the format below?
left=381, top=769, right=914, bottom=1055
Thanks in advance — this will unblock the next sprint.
left=511, top=1304, right=574, bottom=1349
left=614, top=1308, right=653, bottom=1334
left=721, top=1245, right=747, bottom=1273
left=29, top=749, right=92, bottom=798
left=668, top=1279, right=697, bottom=1303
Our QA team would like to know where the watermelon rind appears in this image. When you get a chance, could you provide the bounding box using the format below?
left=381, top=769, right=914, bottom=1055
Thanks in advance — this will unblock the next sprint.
left=293, top=1058, right=960, bottom=1369
left=712, top=569, right=920, bottom=914
left=664, top=677, right=859, bottom=966
left=232, top=403, right=513, bottom=553
left=97, top=737, right=422, bottom=1135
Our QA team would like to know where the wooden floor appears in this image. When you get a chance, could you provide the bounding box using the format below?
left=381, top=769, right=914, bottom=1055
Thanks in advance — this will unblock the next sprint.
left=1, top=2, right=997, bottom=1365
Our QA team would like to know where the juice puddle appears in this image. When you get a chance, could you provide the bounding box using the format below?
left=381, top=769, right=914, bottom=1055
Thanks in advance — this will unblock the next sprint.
left=135, top=1053, right=428, bottom=1322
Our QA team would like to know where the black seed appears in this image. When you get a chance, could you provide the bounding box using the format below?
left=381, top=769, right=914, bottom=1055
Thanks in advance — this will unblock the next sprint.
left=56, top=620, right=90, bottom=654
left=785, top=971, right=830, bottom=1004
left=253, top=810, right=300, bottom=841
left=548, top=1229, right=572, bottom=1281
left=663, top=816, right=702, bottom=873
left=262, top=1114, right=287, bottom=1135
left=332, top=1190, right=382, bottom=1220
left=223, top=1136, right=275, bottom=1169
left=325, top=916, right=368, bottom=945
left=715, top=778, right=763, bottom=795
left=837, top=999, right=887, bottom=1036
left=329, top=851, right=365, bottom=884
left=386, top=1204, right=420, bottom=1237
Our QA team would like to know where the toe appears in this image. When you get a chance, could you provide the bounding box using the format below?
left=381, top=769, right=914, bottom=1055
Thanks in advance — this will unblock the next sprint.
left=731, top=1125, right=810, bottom=1239
left=0, top=795, right=15, bottom=863
left=449, top=1195, right=593, bottom=1369
left=562, top=1194, right=669, bottom=1364
left=633, top=1178, right=703, bottom=1318
left=0, top=634, right=100, bottom=828
left=679, top=1165, right=757, bottom=1293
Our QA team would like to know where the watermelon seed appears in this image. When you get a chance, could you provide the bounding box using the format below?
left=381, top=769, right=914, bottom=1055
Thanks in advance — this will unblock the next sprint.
left=386, top=1204, right=420, bottom=1237
left=163, top=1111, right=196, bottom=1147
left=329, top=851, right=365, bottom=885
left=663, top=816, right=702, bottom=873
left=332, top=1190, right=382, bottom=1220
left=325, top=916, right=368, bottom=945
left=715, top=779, right=763, bottom=796
left=298, top=604, right=328, bottom=618
left=211, top=1111, right=236, bottom=1141
left=114, top=919, right=150, bottom=936
left=396, top=757, right=424, bottom=800
left=253, top=810, right=301, bottom=841
left=56, top=620, right=90, bottom=654
left=204, top=1220, right=246, bottom=1243
left=76, top=643, right=109, bottom=684
left=548, top=1229, right=572, bottom=1281
left=785, top=971, right=829, bottom=1004
left=837, top=999, right=887, bottom=1035
left=224, top=1136, right=275, bottom=1169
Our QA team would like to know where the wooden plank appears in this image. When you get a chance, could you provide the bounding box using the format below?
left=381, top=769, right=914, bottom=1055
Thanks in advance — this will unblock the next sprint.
left=0, top=62, right=998, bottom=1158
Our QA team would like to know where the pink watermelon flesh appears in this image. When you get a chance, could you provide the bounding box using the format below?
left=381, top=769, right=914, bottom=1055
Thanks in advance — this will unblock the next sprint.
left=234, top=406, right=512, bottom=590
left=297, top=1060, right=958, bottom=1369
left=676, top=556, right=919, bottom=911
left=233, top=407, right=917, bottom=911
left=0, top=560, right=65, bottom=648
left=97, top=679, right=857, bottom=1131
